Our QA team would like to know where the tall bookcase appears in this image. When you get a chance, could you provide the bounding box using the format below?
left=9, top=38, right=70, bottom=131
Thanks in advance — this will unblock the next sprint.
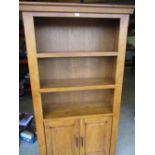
left=20, top=2, right=134, bottom=155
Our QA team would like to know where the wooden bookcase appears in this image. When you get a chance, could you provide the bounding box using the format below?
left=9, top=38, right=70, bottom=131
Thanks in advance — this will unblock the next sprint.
left=20, top=2, right=134, bottom=155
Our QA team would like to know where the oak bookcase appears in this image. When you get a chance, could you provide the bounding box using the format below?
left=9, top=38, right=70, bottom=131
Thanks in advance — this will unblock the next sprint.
left=20, top=2, right=134, bottom=155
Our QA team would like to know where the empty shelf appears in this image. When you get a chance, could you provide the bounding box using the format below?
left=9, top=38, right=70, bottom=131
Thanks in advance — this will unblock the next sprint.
left=37, top=51, right=118, bottom=58
left=43, top=101, right=113, bottom=119
left=40, top=78, right=115, bottom=93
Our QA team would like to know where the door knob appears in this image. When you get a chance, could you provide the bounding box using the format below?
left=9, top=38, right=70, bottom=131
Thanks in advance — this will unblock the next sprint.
left=75, top=137, right=79, bottom=148
left=81, top=137, right=84, bottom=147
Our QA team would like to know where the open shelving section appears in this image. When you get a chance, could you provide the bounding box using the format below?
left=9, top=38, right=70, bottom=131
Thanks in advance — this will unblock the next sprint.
left=43, top=101, right=113, bottom=119
left=41, top=89, right=114, bottom=119
left=34, top=18, right=119, bottom=53
left=38, top=57, right=116, bottom=94
left=34, top=16, right=118, bottom=118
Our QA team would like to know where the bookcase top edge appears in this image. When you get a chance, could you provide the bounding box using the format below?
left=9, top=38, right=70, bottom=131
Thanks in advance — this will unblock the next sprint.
left=19, top=1, right=134, bottom=14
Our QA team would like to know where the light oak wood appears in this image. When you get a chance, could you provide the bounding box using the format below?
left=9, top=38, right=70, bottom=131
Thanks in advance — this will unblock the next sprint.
left=22, top=12, right=46, bottom=155
left=42, top=89, right=113, bottom=119
left=38, top=57, right=116, bottom=81
left=43, top=102, right=112, bottom=119
left=20, top=2, right=134, bottom=155
left=44, top=114, right=114, bottom=125
left=82, top=117, right=112, bottom=155
left=34, top=18, right=119, bottom=52
left=40, top=78, right=115, bottom=93
left=44, top=119, right=80, bottom=155
left=110, top=15, right=130, bottom=155
left=37, top=51, right=118, bottom=58
left=20, top=2, right=134, bottom=14
left=44, top=116, right=112, bottom=155
left=28, top=12, right=128, bottom=19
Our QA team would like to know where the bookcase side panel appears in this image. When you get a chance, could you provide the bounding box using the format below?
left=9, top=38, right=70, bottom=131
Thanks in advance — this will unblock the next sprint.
left=22, top=12, right=47, bottom=155
left=110, top=15, right=130, bottom=155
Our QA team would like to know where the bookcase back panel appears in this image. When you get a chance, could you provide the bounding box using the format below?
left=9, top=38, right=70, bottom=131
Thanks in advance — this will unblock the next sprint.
left=42, top=90, right=113, bottom=104
left=41, top=90, right=114, bottom=118
left=34, top=17, right=119, bottom=52
left=38, top=57, right=116, bottom=81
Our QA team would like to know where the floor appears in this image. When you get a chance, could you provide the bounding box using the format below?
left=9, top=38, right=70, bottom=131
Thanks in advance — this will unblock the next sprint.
left=19, top=67, right=135, bottom=155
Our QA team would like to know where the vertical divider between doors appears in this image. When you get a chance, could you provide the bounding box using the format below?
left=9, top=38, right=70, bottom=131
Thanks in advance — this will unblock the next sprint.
left=22, top=12, right=47, bottom=155
left=110, top=14, right=130, bottom=155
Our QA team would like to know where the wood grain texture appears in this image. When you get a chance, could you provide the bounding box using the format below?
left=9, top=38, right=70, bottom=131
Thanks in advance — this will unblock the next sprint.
left=38, top=57, right=116, bottom=81
left=28, top=12, right=128, bottom=19
left=34, top=18, right=119, bottom=52
left=19, top=2, right=134, bottom=14
left=44, top=119, right=80, bottom=155
left=43, top=102, right=112, bottom=119
left=40, top=78, right=115, bottom=93
left=110, top=15, right=130, bottom=155
left=83, top=117, right=112, bottom=155
left=42, top=89, right=114, bottom=119
left=44, top=117, right=112, bottom=155
left=22, top=12, right=46, bottom=155
left=37, top=51, right=118, bottom=58
left=20, top=3, right=134, bottom=155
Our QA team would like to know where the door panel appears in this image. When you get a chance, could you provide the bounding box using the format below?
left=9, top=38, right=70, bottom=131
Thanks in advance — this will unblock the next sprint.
left=83, top=117, right=112, bottom=155
left=44, top=119, right=80, bottom=155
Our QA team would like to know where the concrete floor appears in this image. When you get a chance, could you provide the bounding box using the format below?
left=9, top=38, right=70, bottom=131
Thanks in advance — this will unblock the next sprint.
left=19, top=67, right=135, bottom=155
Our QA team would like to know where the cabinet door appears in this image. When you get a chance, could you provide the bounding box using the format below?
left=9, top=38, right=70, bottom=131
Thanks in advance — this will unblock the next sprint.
left=82, top=117, right=112, bottom=155
left=44, top=119, right=80, bottom=155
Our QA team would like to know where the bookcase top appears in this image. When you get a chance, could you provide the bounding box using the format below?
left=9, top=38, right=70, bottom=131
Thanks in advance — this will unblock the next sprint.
left=19, top=1, right=134, bottom=14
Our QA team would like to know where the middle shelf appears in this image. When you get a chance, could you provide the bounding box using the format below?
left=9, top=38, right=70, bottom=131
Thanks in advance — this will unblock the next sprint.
left=38, top=56, right=117, bottom=93
left=37, top=51, right=118, bottom=58
left=40, top=77, right=115, bottom=93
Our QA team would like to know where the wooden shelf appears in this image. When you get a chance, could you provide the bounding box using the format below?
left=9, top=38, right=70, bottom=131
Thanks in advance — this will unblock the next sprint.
left=40, top=78, right=115, bottom=93
left=37, top=51, right=118, bottom=58
left=43, top=101, right=113, bottom=119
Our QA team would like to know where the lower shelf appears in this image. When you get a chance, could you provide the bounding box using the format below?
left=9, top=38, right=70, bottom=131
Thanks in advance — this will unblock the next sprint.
left=43, top=102, right=112, bottom=119
left=40, top=78, right=115, bottom=93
